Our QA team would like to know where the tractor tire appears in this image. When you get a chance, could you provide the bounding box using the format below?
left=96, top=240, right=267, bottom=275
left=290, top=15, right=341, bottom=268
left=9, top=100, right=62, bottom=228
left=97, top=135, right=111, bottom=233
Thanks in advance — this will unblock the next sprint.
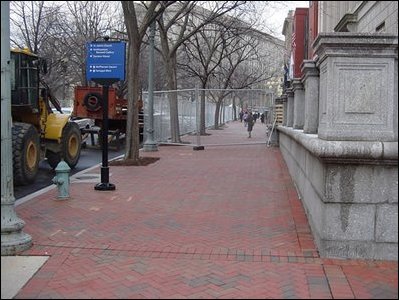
left=46, top=122, right=82, bottom=169
left=83, top=92, right=102, bottom=112
left=12, top=122, right=40, bottom=186
left=62, top=122, right=82, bottom=168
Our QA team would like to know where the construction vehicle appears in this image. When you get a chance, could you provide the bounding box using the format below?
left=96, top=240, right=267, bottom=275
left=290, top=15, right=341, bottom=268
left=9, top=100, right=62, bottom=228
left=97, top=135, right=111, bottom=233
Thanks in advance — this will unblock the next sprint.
left=73, top=86, right=144, bottom=149
left=10, top=48, right=82, bottom=185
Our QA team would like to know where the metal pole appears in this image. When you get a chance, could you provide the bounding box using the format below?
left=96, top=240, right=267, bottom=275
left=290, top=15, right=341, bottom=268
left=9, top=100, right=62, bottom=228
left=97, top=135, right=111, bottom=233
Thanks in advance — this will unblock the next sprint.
left=193, top=85, right=204, bottom=150
left=95, top=84, right=115, bottom=190
left=251, top=91, right=254, bottom=112
left=143, top=19, right=158, bottom=151
left=1, top=1, right=32, bottom=255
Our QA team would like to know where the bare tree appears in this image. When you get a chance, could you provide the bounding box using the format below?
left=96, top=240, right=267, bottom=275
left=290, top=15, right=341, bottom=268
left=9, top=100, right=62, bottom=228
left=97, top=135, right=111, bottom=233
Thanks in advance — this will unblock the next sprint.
left=208, top=29, right=280, bottom=129
left=179, top=24, right=229, bottom=134
left=121, top=1, right=174, bottom=161
left=10, top=1, right=62, bottom=53
left=178, top=4, right=261, bottom=134
left=60, top=1, right=121, bottom=86
left=10, top=1, right=121, bottom=101
left=10, top=1, right=68, bottom=98
left=178, top=4, right=281, bottom=130
left=156, top=1, right=246, bottom=143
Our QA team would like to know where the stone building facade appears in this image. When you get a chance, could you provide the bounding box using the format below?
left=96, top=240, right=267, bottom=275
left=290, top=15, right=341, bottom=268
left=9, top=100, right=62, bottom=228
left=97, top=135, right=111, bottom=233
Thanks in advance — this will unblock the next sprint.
left=278, top=1, right=398, bottom=260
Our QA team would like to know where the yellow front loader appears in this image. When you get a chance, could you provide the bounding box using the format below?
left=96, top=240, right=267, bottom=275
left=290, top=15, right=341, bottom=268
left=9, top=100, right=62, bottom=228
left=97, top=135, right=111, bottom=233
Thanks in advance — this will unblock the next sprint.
left=11, top=48, right=81, bottom=185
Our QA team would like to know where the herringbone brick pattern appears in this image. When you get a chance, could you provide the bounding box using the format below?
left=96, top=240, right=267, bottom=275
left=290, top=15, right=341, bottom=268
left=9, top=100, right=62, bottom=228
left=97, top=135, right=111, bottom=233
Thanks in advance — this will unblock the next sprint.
left=14, top=122, right=398, bottom=299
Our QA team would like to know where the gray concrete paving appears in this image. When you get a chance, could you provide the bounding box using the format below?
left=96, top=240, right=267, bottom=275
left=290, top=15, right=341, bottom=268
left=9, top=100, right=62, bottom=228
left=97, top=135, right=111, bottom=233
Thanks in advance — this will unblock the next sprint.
left=1, top=256, right=48, bottom=299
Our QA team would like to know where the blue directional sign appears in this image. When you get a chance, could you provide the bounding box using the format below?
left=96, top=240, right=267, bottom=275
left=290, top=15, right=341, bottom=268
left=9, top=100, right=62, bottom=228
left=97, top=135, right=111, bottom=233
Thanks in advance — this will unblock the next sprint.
left=86, top=41, right=126, bottom=84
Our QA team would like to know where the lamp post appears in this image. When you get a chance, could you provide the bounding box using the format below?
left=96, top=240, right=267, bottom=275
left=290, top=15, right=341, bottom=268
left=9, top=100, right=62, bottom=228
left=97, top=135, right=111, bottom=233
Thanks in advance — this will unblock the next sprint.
left=1, top=0, right=32, bottom=255
left=143, top=12, right=158, bottom=152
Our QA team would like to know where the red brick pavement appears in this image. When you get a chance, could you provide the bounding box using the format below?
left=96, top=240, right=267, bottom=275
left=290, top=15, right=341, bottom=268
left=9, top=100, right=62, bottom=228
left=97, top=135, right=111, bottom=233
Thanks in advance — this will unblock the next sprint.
left=14, top=121, right=398, bottom=299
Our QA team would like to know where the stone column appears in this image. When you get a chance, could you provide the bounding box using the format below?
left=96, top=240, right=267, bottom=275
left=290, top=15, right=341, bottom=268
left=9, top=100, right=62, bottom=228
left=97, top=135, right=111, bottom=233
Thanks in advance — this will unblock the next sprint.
left=278, top=33, right=398, bottom=261
left=281, top=94, right=288, bottom=126
left=301, top=60, right=320, bottom=134
left=292, top=79, right=305, bottom=129
left=313, top=33, right=398, bottom=141
left=286, top=88, right=294, bottom=127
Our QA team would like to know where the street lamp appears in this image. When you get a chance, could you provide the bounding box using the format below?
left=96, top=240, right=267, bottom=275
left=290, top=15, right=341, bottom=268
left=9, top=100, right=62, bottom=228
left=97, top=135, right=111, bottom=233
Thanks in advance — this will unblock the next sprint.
left=1, top=1, right=32, bottom=255
left=143, top=3, right=159, bottom=152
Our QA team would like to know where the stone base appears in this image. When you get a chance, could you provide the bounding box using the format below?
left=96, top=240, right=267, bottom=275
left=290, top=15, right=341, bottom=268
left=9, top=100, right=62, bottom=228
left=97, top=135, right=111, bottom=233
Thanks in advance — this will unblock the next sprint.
left=1, top=231, right=32, bottom=255
left=278, top=126, right=398, bottom=261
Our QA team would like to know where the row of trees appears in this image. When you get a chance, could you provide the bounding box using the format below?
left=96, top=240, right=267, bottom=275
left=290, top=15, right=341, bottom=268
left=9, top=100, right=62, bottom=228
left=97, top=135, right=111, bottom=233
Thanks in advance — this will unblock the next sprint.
left=10, top=1, right=284, bottom=163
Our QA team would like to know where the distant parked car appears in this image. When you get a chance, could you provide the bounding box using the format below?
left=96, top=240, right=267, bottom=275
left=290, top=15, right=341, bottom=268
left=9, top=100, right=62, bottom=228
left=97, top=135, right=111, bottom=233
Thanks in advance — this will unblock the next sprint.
left=53, top=107, right=94, bottom=147
left=57, top=107, right=94, bottom=130
left=60, top=107, right=73, bottom=114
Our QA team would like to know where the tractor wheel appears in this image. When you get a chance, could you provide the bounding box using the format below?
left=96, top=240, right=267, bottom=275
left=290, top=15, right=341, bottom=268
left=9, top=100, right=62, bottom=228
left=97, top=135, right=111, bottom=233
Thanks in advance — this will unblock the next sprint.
left=62, top=122, right=82, bottom=168
left=46, top=122, right=82, bottom=169
left=12, top=122, right=40, bottom=185
left=83, top=92, right=102, bottom=112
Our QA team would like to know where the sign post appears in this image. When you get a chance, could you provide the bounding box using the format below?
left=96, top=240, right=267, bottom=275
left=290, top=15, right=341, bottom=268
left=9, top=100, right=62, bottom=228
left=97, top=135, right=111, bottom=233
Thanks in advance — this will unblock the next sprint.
left=86, top=39, right=126, bottom=191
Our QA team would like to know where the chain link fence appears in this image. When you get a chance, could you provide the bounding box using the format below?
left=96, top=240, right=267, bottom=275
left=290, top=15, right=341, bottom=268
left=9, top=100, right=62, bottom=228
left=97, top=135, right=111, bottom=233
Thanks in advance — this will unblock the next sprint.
left=142, top=88, right=275, bottom=145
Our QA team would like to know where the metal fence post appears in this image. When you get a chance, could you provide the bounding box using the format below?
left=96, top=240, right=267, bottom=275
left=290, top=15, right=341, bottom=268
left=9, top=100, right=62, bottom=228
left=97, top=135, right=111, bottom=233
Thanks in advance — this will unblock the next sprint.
left=193, top=85, right=204, bottom=150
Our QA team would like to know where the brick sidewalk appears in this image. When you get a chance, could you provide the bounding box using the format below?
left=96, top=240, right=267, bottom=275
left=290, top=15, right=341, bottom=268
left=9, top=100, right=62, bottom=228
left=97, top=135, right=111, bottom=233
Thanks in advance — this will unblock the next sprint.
left=14, top=121, right=398, bottom=299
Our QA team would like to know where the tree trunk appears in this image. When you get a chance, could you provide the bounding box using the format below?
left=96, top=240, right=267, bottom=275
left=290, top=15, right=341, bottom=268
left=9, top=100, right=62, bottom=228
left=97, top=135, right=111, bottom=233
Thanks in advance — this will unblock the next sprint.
left=165, top=53, right=181, bottom=143
left=214, top=100, right=221, bottom=129
left=232, top=96, right=237, bottom=121
left=124, top=42, right=141, bottom=161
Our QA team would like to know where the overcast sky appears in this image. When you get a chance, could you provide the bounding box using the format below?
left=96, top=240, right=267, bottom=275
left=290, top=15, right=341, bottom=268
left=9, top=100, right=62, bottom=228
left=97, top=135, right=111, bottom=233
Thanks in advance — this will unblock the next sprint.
left=259, top=1, right=310, bottom=39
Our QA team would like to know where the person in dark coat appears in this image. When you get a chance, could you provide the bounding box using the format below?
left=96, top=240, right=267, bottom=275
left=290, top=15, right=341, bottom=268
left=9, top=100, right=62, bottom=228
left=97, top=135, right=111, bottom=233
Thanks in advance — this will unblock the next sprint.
left=260, top=113, right=265, bottom=124
left=246, top=112, right=254, bottom=138
left=253, top=112, right=258, bottom=123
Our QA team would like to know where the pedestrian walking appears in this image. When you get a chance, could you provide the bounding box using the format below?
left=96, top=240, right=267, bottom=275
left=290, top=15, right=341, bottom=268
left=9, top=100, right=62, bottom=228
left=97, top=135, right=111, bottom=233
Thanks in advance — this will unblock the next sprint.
left=243, top=111, right=248, bottom=127
left=253, top=112, right=258, bottom=123
left=246, top=112, right=254, bottom=137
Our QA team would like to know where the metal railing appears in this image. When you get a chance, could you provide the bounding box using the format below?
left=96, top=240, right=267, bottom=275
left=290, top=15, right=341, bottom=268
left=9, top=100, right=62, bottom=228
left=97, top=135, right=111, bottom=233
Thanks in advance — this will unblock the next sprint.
left=142, top=87, right=275, bottom=145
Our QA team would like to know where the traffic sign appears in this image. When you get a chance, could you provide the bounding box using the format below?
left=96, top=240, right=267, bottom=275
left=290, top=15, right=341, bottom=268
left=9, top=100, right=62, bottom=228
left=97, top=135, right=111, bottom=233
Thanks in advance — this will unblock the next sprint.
left=86, top=41, right=126, bottom=84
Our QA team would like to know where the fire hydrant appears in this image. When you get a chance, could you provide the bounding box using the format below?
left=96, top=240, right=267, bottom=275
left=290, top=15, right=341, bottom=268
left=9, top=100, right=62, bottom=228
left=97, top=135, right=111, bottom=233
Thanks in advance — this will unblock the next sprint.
left=52, top=160, right=71, bottom=199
